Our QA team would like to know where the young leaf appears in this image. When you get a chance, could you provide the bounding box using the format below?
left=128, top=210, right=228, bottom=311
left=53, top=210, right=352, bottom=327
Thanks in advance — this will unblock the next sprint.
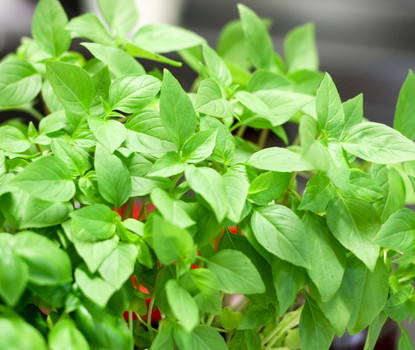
left=181, top=130, right=217, bottom=163
left=284, top=23, right=318, bottom=73
left=237, top=4, right=274, bottom=69
left=326, top=197, right=380, bottom=271
left=384, top=285, right=413, bottom=322
left=398, top=325, right=415, bottom=350
left=247, top=147, right=315, bottom=172
left=0, top=125, right=31, bottom=153
left=185, top=165, right=228, bottom=222
left=196, top=79, right=232, bottom=118
left=160, top=70, right=197, bottom=147
left=50, top=139, right=88, bottom=177
left=248, top=171, right=291, bottom=206
left=148, top=152, right=185, bottom=177
left=109, top=74, right=161, bottom=113
left=10, top=156, right=75, bottom=202
left=316, top=73, right=345, bottom=139
left=97, top=0, right=138, bottom=35
left=341, top=122, right=415, bottom=163
left=299, top=173, right=336, bottom=212
left=202, top=44, right=232, bottom=87
left=0, top=59, right=42, bottom=107
left=82, top=43, right=145, bottom=77
left=251, top=205, right=311, bottom=269
left=88, top=115, right=127, bottom=153
left=207, top=249, right=265, bottom=294
left=66, top=13, right=114, bottom=46
left=394, top=70, right=415, bottom=140
left=125, top=43, right=182, bottom=67
left=299, top=296, right=335, bottom=350
left=325, top=141, right=350, bottom=191
left=223, top=167, right=250, bottom=223
left=166, top=279, right=199, bottom=332
left=95, top=144, right=132, bottom=208
left=46, top=60, right=95, bottom=115
left=133, top=24, right=205, bottom=54
left=363, top=312, right=388, bottom=350
left=48, top=319, right=90, bottom=350
left=32, top=0, right=71, bottom=57
left=345, top=169, right=384, bottom=202
left=342, top=93, right=364, bottom=136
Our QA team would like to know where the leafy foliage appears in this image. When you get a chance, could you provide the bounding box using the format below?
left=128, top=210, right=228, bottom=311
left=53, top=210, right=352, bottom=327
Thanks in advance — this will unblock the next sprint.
left=0, top=0, right=414, bottom=349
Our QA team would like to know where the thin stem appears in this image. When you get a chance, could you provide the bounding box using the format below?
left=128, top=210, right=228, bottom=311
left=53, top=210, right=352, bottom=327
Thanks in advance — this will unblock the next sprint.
left=147, top=292, right=156, bottom=341
left=262, top=325, right=281, bottom=347
left=236, top=125, right=247, bottom=138
left=212, top=327, right=233, bottom=333
left=257, top=129, right=269, bottom=149
left=230, top=121, right=243, bottom=132
left=282, top=172, right=297, bottom=206
left=206, top=314, right=215, bottom=326
left=128, top=311, right=133, bottom=334
left=360, top=161, right=373, bottom=172
left=22, top=107, right=43, bottom=121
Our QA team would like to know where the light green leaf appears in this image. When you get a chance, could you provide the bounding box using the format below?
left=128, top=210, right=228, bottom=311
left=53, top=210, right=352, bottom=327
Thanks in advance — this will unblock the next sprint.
left=251, top=205, right=311, bottom=268
left=125, top=43, right=182, bottom=67
left=185, top=165, right=228, bottom=222
left=166, top=279, right=199, bottom=332
left=0, top=59, right=41, bottom=107
left=95, top=144, right=131, bottom=208
left=325, top=141, right=350, bottom=191
left=316, top=73, right=345, bottom=139
left=98, top=0, right=138, bottom=35
left=133, top=24, right=205, bottom=53
left=341, top=122, right=415, bottom=164
left=237, top=4, right=274, bottom=69
left=50, top=139, right=88, bottom=177
left=299, top=173, right=336, bottom=212
left=181, top=130, right=217, bottom=163
left=109, top=74, right=161, bottom=113
left=148, top=152, right=185, bottom=177
left=384, top=285, right=413, bottom=322
left=363, top=312, right=388, bottom=350
left=49, top=319, right=90, bottom=350
left=208, top=249, right=265, bottom=294
left=125, top=130, right=177, bottom=155
left=398, top=325, right=415, bottom=350
left=82, top=43, right=145, bottom=77
left=195, top=79, right=233, bottom=119
left=247, top=147, right=315, bottom=172
left=88, top=115, right=126, bottom=153
left=66, top=13, right=113, bottom=46
left=10, top=156, right=75, bottom=202
left=285, top=23, right=318, bottom=73
left=202, top=44, right=232, bottom=87
left=223, top=167, right=250, bottom=223
left=190, top=268, right=220, bottom=298
left=12, top=231, right=72, bottom=286
left=160, top=70, right=197, bottom=147
left=394, top=70, right=415, bottom=140
left=342, top=93, right=363, bottom=136
left=0, top=125, right=31, bottom=153
left=248, top=171, right=291, bottom=206
left=150, top=188, right=195, bottom=228
left=70, top=204, right=116, bottom=242
left=345, top=169, right=384, bottom=202
left=46, top=60, right=94, bottom=115
left=32, top=0, right=71, bottom=56
left=327, top=197, right=380, bottom=271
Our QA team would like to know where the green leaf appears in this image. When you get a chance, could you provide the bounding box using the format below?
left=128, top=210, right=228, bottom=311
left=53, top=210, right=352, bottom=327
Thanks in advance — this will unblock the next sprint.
left=247, top=147, right=315, bottom=172
left=325, top=141, right=350, bottom=191
left=98, top=243, right=137, bottom=290
left=237, top=4, right=274, bottom=69
left=341, top=122, right=415, bottom=163
left=384, top=285, right=413, bottom=322
left=195, top=79, right=232, bottom=119
left=75, top=264, right=116, bottom=307
left=166, top=279, right=199, bottom=332
left=251, top=205, right=311, bottom=268
left=191, top=326, right=228, bottom=350
left=125, top=43, right=182, bottom=67
left=375, top=208, right=415, bottom=253
left=248, top=171, right=291, bottom=206
left=46, top=60, right=94, bottom=115
left=237, top=304, right=276, bottom=330
left=32, top=0, right=71, bottom=57
left=95, top=144, right=131, bottom=208
left=398, top=325, right=415, bottom=350
left=316, top=73, right=345, bottom=138
left=151, top=322, right=175, bottom=350
left=208, top=249, right=265, bottom=294
left=299, top=173, right=336, bottom=212
left=160, top=70, right=197, bottom=147
left=82, top=43, right=145, bottom=78
left=202, top=44, right=232, bottom=87
left=10, top=156, right=75, bottom=202
left=133, top=24, right=205, bottom=54
left=98, top=0, right=138, bottom=35
left=109, top=74, right=161, bottom=113
left=181, top=130, right=217, bottom=163
left=0, top=314, right=47, bottom=350
left=299, top=296, right=335, bottom=350
left=125, top=130, right=177, bottom=155
left=88, top=115, right=127, bottom=153
left=148, top=152, right=185, bottom=177
left=220, top=306, right=244, bottom=330
left=0, top=59, right=42, bottom=107
left=284, top=23, right=318, bottom=73
left=185, top=165, right=228, bottom=222
left=200, top=116, right=235, bottom=163
left=272, top=258, right=307, bottom=314
left=303, top=213, right=346, bottom=302
left=151, top=214, right=195, bottom=265
left=348, top=258, right=389, bottom=334
left=345, top=169, right=384, bottom=202
left=49, top=319, right=90, bottom=350
left=0, top=125, right=31, bottom=153
left=394, top=70, right=415, bottom=140
left=342, top=93, right=364, bottom=136
left=0, top=238, right=28, bottom=306
left=363, top=311, right=388, bottom=350
left=150, top=188, right=195, bottom=229
left=12, top=231, right=72, bottom=285
left=66, top=13, right=113, bottom=46
left=326, top=197, right=380, bottom=271
left=50, top=139, right=88, bottom=177
left=70, top=204, right=116, bottom=242
left=190, top=268, right=220, bottom=298
left=223, top=167, right=250, bottom=223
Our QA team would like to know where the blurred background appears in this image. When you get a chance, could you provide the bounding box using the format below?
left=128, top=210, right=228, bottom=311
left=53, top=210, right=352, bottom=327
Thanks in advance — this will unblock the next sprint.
left=1, top=0, right=415, bottom=348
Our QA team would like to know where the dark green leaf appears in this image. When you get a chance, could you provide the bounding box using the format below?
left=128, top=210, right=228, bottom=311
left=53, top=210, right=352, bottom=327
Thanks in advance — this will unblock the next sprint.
left=363, top=312, right=388, bottom=350
left=384, top=285, right=413, bottom=322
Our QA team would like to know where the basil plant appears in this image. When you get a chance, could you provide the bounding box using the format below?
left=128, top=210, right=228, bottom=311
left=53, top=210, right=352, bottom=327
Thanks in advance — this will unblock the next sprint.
left=0, top=0, right=414, bottom=349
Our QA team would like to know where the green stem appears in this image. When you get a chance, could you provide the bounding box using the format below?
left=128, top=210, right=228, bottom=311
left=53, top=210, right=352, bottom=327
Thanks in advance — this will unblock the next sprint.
left=206, top=314, right=215, bottom=326
left=229, top=121, right=243, bottom=132
left=236, top=124, right=247, bottom=138
left=282, top=172, right=297, bottom=206
left=257, top=129, right=269, bottom=149
left=128, top=311, right=133, bottom=335
left=360, top=161, right=373, bottom=172
left=22, top=107, right=43, bottom=121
